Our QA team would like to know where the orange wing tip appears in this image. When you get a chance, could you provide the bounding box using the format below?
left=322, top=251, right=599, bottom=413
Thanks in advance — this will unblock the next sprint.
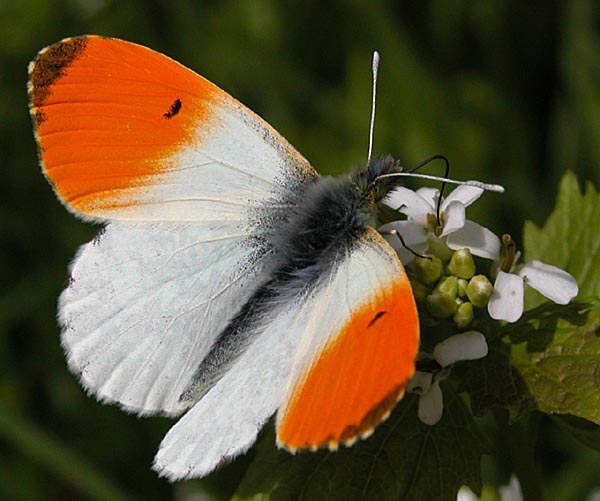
left=28, top=36, right=217, bottom=219
left=29, top=36, right=89, bottom=111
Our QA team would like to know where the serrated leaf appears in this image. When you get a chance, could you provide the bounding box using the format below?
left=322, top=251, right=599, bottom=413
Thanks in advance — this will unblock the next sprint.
left=506, top=299, right=600, bottom=424
left=523, top=171, right=600, bottom=307
left=233, top=387, right=488, bottom=501
left=456, top=340, right=535, bottom=421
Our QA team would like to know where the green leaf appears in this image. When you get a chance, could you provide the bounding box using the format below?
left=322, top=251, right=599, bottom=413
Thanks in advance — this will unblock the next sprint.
left=457, top=339, right=535, bottom=421
left=553, top=415, right=600, bottom=452
left=506, top=299, right=600, bottom=425
left=523, top=171, right=600, bottom=307
left=233, top=387, right=488, bottom=501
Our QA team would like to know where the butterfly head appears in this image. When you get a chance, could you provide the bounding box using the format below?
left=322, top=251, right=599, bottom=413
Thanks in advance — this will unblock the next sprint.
left=352, top=154, right=404, bottom=206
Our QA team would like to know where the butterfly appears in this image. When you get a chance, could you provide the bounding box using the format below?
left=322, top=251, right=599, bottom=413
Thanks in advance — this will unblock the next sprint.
left=28, top=36, right=419, bottom=481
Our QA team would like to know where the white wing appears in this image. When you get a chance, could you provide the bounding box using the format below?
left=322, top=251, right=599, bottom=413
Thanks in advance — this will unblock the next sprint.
left=153, top=229, right=419, bottom=480
left=60, top=221, right=274, bottom=415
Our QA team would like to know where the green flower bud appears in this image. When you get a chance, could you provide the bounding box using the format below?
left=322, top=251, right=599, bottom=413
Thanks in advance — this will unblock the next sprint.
left=457, top=278, right=468, bottom=298
left=409, top=280, right=427, bottom=303
left=414, top=255, right=442, bottom=285
left=426, top=234, right=454, bottom=260
left=453, top=301, right=474, bottom=328
left=437, top=275, right=458, bottom=297
left=466, top=274, right=494, bottom=308
left=426, top=276, right=458, bottom=318
left=447, top=248, right=476, bottom=279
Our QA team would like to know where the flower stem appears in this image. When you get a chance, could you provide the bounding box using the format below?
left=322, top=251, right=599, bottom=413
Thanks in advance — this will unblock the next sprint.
left=495, top=411, right=545, bottom=501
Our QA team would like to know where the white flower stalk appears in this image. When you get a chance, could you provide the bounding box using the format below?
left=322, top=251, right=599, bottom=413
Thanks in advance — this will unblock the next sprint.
left=380, top=185, right=500, bottom=264
left=409, top=332, right=488, bottom=425
left=487, top=236, right=579, bottom=322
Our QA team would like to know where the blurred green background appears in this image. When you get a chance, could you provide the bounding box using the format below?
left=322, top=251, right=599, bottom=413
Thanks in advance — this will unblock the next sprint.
left=1, top=0, right=599, bottom=499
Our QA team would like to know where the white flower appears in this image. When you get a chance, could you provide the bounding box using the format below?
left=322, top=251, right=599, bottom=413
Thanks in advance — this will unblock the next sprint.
left=457, top=486, right=478, bottom=501
left=380, top=185, right=500, bottom=264
left=408, top=332, right=488, bottom=425
left=499, top=474, right=524, bottom=501
left=458, top=475, right=524, bottom=501
left=488, top=258, right=579, bottom=323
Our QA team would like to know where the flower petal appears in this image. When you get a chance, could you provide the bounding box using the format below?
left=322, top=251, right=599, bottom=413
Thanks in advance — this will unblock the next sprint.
left=517, top=260, right=579, bottom=305
left=379, top=220, right=428, bottom=246
left=457, top=486, right=478, bottom=501
left=418, top=381, right=443, bottom=425
left=379, top=220, right=429, bottom=264
left=440, top=200, right=465, bottom=237
left=441, top=185, right=483, bottom=209
left=488, top=271, right=524, bottom=322
left=499, top=475, right=524, bottom=501
left=432, top=331, right=488, bottom=367
left=446, top=220, right=501, bottom=260
left=415, top=186, right=440, bottom=207
left=406, top=371, right=433, bottom=395
left=383, top=187, right=433, bottom=224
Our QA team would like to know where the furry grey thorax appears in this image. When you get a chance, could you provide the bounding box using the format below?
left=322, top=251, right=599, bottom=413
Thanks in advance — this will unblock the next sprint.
left=178, top=155, right=404, bottom=405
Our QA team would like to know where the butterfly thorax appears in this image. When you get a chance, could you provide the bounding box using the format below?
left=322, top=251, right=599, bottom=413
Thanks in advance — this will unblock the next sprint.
left=178, top=155, right=405, bottom=405
left=269, top=154, right=402, bottom=278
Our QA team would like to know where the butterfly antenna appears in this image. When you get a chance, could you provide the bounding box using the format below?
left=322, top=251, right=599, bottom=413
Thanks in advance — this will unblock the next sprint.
left=376, top=171, right=505, bottom=193
left=367, top=51, right=380, bottom=163
left=408, top=155, right=451, bottom=225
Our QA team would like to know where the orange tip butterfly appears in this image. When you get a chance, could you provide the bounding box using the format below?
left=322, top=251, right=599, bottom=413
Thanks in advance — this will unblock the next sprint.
left=28, top=36, right=420, bottom=481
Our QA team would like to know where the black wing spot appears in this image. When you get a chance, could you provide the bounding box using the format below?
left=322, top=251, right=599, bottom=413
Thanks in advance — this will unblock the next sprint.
left=163, top=98, right=182, bottom=119
left=368, top=311, right=387, bottom=328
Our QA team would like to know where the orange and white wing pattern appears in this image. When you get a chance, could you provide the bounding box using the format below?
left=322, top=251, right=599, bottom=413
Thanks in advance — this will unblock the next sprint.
left=276, top=227, right=419, bottom=451
left=28, top=36, right=316, bottom=417
left=153, top=228, right=418, bottom=480
left=28, top=35, right=316, bottom=223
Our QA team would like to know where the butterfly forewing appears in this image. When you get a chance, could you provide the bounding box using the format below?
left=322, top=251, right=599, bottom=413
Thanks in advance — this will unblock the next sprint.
left=276, top=228, right=419, bottom=450
left=28, top=35, right=317, bottom=222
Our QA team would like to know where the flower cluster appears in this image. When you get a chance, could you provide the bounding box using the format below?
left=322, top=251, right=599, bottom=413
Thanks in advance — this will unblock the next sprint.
left=380, top=184, right=579, bottom=425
